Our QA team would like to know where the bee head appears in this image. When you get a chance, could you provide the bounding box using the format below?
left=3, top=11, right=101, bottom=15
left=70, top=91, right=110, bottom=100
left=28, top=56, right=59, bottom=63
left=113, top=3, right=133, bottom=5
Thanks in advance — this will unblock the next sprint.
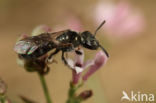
left=80, top=20, right=109, bottom=57
left=81, top=31, right=99, bottom=49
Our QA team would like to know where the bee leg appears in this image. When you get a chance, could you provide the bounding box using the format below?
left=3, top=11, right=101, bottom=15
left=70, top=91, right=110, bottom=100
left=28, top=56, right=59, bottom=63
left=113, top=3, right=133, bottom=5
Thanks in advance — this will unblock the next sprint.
left=61, top=51, right=68, bottom=65
left=47, top=49, right=60, bottom=63
left=75, top=46, right=82, bottom=55
left=75, top=50, right=82, bottom=55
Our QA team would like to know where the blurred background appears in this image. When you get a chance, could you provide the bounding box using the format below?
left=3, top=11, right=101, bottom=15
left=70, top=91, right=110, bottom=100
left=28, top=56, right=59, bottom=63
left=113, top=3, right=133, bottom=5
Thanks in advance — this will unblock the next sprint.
left=0, top=0, right=156, bottom=103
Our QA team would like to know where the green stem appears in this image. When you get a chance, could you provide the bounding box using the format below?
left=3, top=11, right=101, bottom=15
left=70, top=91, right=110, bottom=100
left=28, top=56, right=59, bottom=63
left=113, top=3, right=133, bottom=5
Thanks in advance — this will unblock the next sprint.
left=38, top=73, right=52, bottom=103
left=0, top=96, right=5, bottom=103
left=66, top=84, right=75, bottom=103
left=66, top=83, right=83, bottom=103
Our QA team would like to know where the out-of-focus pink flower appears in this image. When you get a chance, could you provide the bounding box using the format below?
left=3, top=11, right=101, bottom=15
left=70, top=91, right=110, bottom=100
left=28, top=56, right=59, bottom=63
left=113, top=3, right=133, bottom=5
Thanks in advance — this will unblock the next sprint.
left=67, top=49, right=108, bottom=85
left=31, top=25, right=52, bottom=36
left=16, top=33, right=29, bottom=41
left=54, top=15, right=83, bottom=32
left=94, top=1, right=145, bottom=38
left=66, top=15, right=83, bottom=32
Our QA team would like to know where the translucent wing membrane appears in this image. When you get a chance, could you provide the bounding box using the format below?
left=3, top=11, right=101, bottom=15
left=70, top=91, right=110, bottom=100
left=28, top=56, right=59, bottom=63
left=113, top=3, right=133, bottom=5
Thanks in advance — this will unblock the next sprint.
left=27, top=45, right=38, bottom=55
left=14, top=41, right=38, bottom=54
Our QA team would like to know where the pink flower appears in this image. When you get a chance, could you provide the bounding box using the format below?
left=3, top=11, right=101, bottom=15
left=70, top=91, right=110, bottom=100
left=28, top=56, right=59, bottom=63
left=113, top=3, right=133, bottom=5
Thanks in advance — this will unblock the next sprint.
left=67, top=49, right=108, bottom=85
left=82, top=51, right=108, bottom=81
left=54, top=15, right=83, bottom=32
left=65, top=15, right=83, bottom=32
left=31, top=25, right=52, bottom=36
left=94, top=1, right=145, bottom=38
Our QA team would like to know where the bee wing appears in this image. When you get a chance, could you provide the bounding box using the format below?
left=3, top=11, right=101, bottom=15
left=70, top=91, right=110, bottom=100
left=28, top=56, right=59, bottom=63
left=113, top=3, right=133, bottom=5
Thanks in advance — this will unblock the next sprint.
left=49, top=29, right=70, bottom=39
left=14, top=29, right=70, bottom=55
left=14, top=41, right=38, bottom=54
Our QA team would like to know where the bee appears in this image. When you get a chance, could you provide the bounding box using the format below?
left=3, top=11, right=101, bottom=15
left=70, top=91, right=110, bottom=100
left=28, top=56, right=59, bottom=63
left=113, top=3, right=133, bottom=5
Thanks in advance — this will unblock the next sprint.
left=14, top=20, right=109, bottom=66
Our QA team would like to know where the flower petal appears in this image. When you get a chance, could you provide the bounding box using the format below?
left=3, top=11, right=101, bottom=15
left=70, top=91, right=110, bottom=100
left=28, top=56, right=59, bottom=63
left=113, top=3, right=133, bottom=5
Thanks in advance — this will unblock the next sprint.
left=94, top=50, right=108, bottom=66
left=66, top=58, right=75, bottom=69
left=82, top=60, right=94, bottom=69
left=72, top=70, right=81, bottom=85
left=82, top=50, right=108, bottom=81
left=74, top=49, right=84, bottom=65
left=75, top=66, right=83, bottom=74
left=66, top=54, right=84, bottom=74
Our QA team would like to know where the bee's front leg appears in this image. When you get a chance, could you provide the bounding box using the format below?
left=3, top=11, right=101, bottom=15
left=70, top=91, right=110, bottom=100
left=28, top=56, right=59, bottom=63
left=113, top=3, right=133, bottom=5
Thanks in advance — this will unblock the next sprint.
left=75, top=50, right=82, bottom=55
left=59, top=43, right=75, bottom=67
left=61, top=51, right=68, bottom=65
left=75, top=46, right=83, bottom=55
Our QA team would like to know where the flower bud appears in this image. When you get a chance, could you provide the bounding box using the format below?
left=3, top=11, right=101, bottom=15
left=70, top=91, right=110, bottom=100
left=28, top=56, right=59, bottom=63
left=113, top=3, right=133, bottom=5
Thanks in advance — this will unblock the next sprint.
left=0, top=79, right=7, bottom=95
left=4, top=99, right=12, bottom=103
left=78, top=90, right=93, bottom=101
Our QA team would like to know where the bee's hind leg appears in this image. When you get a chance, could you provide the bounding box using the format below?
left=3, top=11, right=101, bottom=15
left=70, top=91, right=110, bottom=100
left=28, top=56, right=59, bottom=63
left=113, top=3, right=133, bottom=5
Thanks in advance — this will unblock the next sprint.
left=46, top=49, right=60, bottom=63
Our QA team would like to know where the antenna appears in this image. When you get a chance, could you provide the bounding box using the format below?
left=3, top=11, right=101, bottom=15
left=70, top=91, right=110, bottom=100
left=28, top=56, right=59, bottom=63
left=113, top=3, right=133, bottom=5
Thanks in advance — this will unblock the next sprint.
left=94, top=20, right=106, bottom=36
left=99, top=45, right=109, bottom=57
